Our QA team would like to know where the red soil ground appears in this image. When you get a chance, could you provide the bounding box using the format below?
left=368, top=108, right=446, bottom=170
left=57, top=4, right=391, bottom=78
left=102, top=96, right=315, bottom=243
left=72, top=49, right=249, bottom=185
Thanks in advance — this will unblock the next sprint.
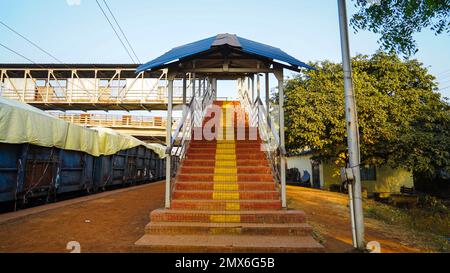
left=0, top=182, right=429, bottom=253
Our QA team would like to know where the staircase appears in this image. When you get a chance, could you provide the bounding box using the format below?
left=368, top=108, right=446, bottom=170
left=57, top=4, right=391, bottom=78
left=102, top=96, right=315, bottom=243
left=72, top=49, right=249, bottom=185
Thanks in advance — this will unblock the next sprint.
left=135, top=101, right=323, bottom=252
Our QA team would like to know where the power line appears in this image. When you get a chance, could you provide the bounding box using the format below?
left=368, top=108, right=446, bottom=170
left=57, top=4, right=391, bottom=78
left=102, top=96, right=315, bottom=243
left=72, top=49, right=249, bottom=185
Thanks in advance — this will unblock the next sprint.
left=102, top=0, right=141, bottom=63
left=95, top=0, right=137, bottom=64
left=0, top=42, right=39, bottom=64
left=436, top=69, right=450, bottom=77
left=0, top=21, right=64, bottom=64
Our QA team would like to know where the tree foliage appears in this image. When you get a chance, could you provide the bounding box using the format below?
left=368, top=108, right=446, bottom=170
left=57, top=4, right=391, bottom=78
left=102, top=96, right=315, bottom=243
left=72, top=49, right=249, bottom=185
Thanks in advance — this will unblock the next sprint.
left=351, top=0, right=450, bottom=56
left=284, top=52, right=450, bottom=174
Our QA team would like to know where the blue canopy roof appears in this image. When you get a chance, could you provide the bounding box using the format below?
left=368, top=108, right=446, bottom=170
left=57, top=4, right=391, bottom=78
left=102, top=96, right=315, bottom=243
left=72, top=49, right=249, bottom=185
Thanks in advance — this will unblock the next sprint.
left=136, top=34, right=312, bottom=73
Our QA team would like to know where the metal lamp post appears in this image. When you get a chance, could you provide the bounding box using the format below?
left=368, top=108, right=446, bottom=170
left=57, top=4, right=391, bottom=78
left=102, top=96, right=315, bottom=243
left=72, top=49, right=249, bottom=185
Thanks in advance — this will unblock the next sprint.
left=337, top=0, right=366, bottom=250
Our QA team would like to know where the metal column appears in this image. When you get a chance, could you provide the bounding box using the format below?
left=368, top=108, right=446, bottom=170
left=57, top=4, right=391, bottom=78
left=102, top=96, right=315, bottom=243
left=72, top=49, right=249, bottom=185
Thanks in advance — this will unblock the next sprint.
left=251, top=75, right=255, bottom=102
left=265, top=73, right=270, bottom=127
left=182, top=74, right=187, bottom=105
left=257, top=74, right=261, bottom=99
left=274, top=67, right=286, bottom=208
left=338, top=0, right=365, bottom=250
left=165, top=72, right=175, bottom=209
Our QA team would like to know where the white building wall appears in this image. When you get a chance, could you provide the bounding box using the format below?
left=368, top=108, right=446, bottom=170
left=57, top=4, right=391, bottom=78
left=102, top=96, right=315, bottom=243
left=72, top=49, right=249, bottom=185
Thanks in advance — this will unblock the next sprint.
left=287, top=156, right=313, bottom=177
left=287, top=155, right=325, bottom=188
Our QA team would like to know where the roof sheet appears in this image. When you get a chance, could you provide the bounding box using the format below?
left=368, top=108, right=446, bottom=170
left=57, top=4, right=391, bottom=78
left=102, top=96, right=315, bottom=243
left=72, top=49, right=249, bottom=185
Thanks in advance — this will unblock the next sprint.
left=136, top=34, right=312, bottom=72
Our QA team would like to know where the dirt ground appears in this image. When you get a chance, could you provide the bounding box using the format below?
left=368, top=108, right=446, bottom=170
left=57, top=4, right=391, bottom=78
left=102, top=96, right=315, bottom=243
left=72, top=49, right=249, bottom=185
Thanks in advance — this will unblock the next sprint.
left=287, top=186, right=431, bottom=253
left=0, top=182, right=431, bottom=253
left=0, top=182, right=166, bottom=253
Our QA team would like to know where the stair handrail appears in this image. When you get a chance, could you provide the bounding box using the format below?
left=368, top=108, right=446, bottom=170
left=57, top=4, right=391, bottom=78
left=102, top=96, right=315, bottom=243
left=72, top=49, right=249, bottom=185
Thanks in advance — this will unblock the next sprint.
left=237, top=82, right=285, bottom=184
left=166, top=79, right=215, bottom=178
left=253, top=97, right=285, bottom=184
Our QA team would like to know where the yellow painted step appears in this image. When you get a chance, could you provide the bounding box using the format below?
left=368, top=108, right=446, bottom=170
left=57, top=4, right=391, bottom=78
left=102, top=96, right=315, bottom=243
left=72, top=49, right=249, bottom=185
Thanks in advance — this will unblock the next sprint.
left=226, top=203, right=241, bottom=211
left=213, top=192, right=239, bottom=200
left=213, top=175, right=238, bottom=183
left=210, top=215, right=241, bottom=223
left=215, top=161, right=237, bottom=168
left=216, top=154, right=236, bottom=161
left=213, top=184, right=239, bottom=191
left=216, top=140, right=236, bottom=144
left=217, top=143, right=236, bottom=149
left=215, top=149, right=236, bottom=155
left=214, top=168, right=237, bottom=175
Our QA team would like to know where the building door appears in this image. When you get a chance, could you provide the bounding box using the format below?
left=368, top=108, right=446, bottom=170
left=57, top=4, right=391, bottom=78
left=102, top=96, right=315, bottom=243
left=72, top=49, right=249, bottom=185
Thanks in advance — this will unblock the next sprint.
left=311, top=160, right=321, bottom=189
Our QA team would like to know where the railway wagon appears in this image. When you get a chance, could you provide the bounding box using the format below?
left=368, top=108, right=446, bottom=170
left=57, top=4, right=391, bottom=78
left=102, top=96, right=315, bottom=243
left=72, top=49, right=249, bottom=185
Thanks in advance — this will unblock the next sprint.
left=0, top=142, right=166, bottom=204
left=0, top=97, right=169, bottom=208
left=92, top=145, right=164, bottom=190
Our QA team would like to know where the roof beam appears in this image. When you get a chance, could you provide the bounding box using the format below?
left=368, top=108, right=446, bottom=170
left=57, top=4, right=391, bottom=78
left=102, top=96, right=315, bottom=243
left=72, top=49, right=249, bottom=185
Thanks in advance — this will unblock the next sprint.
left=180, top=68, right=273, bottom=73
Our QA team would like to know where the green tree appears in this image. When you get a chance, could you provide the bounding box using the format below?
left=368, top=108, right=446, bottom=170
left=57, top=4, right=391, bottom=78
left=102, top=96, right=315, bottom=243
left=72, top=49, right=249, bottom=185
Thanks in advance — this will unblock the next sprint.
left=351, top=0, right=450, bottom=56
left=284, top=52, right=450, bottom=174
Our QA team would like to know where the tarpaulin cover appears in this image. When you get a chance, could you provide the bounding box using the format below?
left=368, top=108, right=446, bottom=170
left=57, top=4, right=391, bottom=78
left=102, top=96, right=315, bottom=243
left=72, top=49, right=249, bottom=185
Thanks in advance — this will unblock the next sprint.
left=0, top=98, right=166, bottom=158
left=136, top=33, right=313, bottom=73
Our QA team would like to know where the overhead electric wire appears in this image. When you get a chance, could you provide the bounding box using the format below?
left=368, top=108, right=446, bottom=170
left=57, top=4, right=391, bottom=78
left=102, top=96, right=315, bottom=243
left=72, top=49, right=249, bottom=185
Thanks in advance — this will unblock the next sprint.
left=95, top=0, right=137, bottom=64
left=0, top=21, right=65, bottom=64
left=436, top=69, right=450, bottom=77
left=0, top=42, right=39, bottom=64
left=102, top=0, right=141, bottom=63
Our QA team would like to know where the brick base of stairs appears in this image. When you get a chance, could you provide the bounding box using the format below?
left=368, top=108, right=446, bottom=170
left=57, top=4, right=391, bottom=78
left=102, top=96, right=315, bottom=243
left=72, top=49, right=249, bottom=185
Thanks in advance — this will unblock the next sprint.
left=135, top=101, right=323, bottom=253
left=135, top=234, right=323, bottom=253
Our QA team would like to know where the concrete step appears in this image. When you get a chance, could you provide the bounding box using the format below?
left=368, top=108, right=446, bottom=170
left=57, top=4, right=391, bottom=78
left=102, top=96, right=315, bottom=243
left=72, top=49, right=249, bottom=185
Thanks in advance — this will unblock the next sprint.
left=135, top=234, right=324, bottom=253
left=171, top=199, right=282, bottom=211
left=177, top=174, right=274, bottom=182
left=186, top=154, right=267, bottom=161
left=189, top=143, right=263, bottom=149
left=188, top=147, right=264, bottom=154
left=173, top=190, right=280, bottom=200
left=175, top=182, right=276, bottom=191
left=150, top=209, right=307, bottom=224
left=179, top=166, right=272, bottom=175
left=145, top=222, right=313, bottom=236
left=190, top=140, right=262, bottom=144
left=182, top=160, right=269, bottom=168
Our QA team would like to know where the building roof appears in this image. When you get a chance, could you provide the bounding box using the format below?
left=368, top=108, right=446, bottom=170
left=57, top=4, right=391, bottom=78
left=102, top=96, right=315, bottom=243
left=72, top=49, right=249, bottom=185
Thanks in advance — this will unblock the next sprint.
left=137, top=33, right=313, bottom=73
left=0, top=63, right=140, bottom=69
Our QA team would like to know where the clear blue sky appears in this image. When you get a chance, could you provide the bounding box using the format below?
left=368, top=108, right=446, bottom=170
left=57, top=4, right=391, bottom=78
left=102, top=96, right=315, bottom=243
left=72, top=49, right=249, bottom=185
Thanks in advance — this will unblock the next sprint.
left=1, top=0, right=450, bottom=99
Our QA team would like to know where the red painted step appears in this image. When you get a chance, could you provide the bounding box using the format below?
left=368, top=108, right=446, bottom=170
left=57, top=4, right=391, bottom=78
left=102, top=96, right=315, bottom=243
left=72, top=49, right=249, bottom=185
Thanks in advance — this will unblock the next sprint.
left=177, top=174, right=274, bottom=182
left=175, top=182, right=276, bottom=191
left=182, top=160, right=270, bottom=167
left=171, top=200, right=282, bottom=211
left=179, top=166, right=272, bottom=174
left=186, top=154, right=267, bottom=160
left=145, top=222, right=312, bottom=236
left=188, top=144, right=263, bottom=149
left=188, top=148, right=264, bottom=155
left=173, top=190, right=280, bottom=200
left=150, top=209, right=307, bottom=224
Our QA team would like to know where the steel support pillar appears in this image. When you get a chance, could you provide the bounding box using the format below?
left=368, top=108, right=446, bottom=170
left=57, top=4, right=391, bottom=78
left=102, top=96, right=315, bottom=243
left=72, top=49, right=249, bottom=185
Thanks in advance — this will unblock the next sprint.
left=274, top=67, right=286, bottom=208
left=165, top=70, right=176, bottom=209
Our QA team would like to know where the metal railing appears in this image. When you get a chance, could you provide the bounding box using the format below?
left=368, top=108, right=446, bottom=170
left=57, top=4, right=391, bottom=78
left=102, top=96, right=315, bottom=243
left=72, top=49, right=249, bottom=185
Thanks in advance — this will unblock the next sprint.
left=0, top=68, right=192, bottom=105
left=48, top=112, right=179, bottom=129
left=237, top=79, right=284, bottom=185
left=166, top=78, right=216, bottom=198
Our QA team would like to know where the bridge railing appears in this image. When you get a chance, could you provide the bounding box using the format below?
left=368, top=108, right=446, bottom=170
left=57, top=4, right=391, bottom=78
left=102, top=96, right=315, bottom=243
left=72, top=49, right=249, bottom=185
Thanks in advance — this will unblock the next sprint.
left=0, top=68, right=193, bottom=105
left=48, top=112, right=180, bottom=129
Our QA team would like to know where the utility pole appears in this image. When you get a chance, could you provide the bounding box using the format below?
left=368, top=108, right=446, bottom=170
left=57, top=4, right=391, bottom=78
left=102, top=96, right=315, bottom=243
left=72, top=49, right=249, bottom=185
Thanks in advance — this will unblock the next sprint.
left=337, top=0, right=365, bottom=250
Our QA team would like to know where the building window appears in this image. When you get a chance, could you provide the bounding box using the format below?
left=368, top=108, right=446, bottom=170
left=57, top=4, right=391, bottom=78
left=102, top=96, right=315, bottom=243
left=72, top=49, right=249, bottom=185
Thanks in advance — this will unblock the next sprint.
left=360, top=165, right=377, bottom=181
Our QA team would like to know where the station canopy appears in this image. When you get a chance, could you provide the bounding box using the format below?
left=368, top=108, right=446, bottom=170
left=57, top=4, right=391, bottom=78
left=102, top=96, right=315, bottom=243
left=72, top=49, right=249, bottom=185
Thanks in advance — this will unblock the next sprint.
left=137, top=33, right=312, bottom=77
